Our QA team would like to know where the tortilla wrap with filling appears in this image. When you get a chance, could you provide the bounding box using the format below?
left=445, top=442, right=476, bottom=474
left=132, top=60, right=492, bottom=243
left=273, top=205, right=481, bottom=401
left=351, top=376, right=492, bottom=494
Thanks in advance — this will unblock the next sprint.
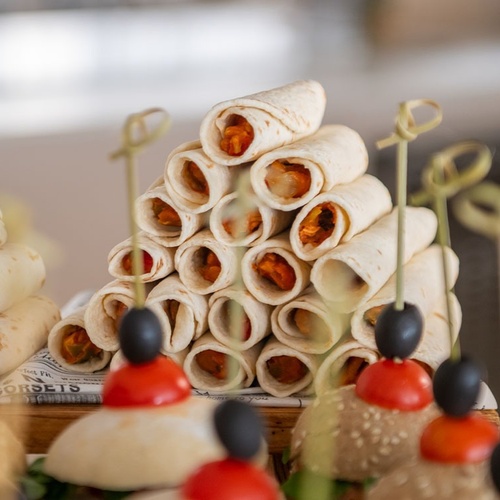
left=183, top=332, right=262, bottom=392
left=314, top=337, right=380, bottom=395
left=290, top=174, right=393, bottom=261
left=107, top=231, right=176, bottom=283
left=0, top=295, right=61, bottom=377
left=0, top=419, right=25, bottom=499
left=110, top=347, right=189, bottom=372
left=310, top=206, right=438, bottom=313
left=209, top=190, right=294, bottom=247
left=48, top=307, right=113, bottom=373
left=199, top=80, right=326, bottom=166
left=0, top=210, right=6, bottom=247
left=0, top=243, right=46, bottom=313
left=255, top=336, right=320, bottom=398
left=241, top=232, right=312, bottom=306
left=43, top=398, right=225, bottom=491
left=145, top=273, right=209, bottom=353
left=350, top=244, right=459, bottom=353
left=271, top=286, right=349, bottom=354
left=250, top=124, right=369, bottom=211
left=207, top=286, right=273, bottom=350
left=136, top=182, right=206, bottom=247
left=174, top=229, right=239, bottom=295
left=164, top=140, right=237, bottom=214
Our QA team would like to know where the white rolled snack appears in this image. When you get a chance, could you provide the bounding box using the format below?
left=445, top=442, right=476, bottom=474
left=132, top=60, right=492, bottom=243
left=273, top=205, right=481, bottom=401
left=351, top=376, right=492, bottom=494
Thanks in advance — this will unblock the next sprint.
left=183, top=332, right=262, bottom=392
left=110, top=347, right=189, bottom=371
left=0, top=243, right=46, bottom=313
left=350, top=244, right=459, bottom=353
left=256, top=336, right=319, bottom=398
left=209, top=190, right=294, bottom=247
left=145, top=273, right=209, bottom=353
left=241, top=232, right=312, bottom=306
left=271, top=286, right=349, bottom=354
left=314, top=338, right=380, bottom=395
left=311, top=206, right=438, bottom=312
left=136, top=181, right=206, bottom=247
left=250, top=124, right=369, bottom=211
left=174, top=229, right=238, bottom=295
left=48, top=307, right=113, bottom=373
left=200, top=80, right=326, bottom=166
left=0, top=209, right=6, bottom=247
left=107, top=231, right=176, bottom=283
left=164, top=140, right=237, bottom=214
left=208, top=286, right=273, bottom=350
left=0, top=295, right=61, bottom=377
left=290, top=174, right=393, bottom=261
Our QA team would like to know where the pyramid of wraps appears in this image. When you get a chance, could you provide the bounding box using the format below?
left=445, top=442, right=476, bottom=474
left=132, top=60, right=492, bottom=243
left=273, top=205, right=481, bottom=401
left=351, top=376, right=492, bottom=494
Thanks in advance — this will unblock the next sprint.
left=0, top=211, right=60, bottom=377
left=48, top=80, right=461, bottom=398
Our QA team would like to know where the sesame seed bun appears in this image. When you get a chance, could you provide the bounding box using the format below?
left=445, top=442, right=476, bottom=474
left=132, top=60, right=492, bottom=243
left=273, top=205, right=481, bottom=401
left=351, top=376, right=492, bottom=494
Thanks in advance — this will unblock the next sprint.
left=290, top=385, right=439, bottom=482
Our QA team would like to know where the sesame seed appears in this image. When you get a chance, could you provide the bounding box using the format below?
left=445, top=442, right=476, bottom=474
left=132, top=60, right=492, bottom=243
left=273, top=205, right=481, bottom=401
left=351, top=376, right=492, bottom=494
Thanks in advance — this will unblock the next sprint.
left=381, top=436, right=390, bottom=446
left=379, top=446, right=391, bottom=456
left=337, top=402, right=345, bottom=411
left=362, top=421, right=371, bottom=430
left=398, top=430, right=408, bottom=439
left=355, top=438, right=364, bottom=448
left=350, top=430, right=361, bottom=439
left=363, top=411, right=371, bottom=420
left=390, top=436, right=401, bottom=445
left=372, top=427, right=382, bottom=435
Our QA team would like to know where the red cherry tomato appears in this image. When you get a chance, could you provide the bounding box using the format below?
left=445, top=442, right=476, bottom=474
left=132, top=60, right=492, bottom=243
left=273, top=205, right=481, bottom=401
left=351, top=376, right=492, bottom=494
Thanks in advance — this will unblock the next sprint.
left=420, top=413, right=499, bottom=463
left=182, top=458, right=280, bottom=500
left=102, top=356, right=191, bottom=407
left=355, top=358, right=433, bottom=411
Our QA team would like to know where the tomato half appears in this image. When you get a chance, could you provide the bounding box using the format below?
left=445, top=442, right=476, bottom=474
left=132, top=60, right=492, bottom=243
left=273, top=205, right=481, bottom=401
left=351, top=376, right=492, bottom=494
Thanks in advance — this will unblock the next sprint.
left=182, top=458, right=280, bottom=500
left=102, top=356, right=191, bottom=407
left=355, top=358, right=433, bottom=411
left=420, top=413, right=499, bottom=463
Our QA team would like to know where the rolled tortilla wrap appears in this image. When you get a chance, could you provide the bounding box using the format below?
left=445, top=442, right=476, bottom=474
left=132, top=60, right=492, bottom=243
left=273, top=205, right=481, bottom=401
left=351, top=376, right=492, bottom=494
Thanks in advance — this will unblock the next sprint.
left=241, top=232, right=312, bottom=306
left=183, top=332, right=262, bottom=392
left=350, top=244, right=459, bottom=351
left=48, top=307, right=112, bottom=373
left=209, top=190, right=294, bottom=247
left=250, top=124, right=369, bottom=211
left=145, top=273, right=209, bottom=353
left=207, top=286, right=273, bottom=350
left=174, top=229, right=239, bottom=295
left=0, top=420, right=25, bottom=499
left=0, top=243, right=46, bottom=313
left=0, top=209, right=6, bottom=247
left=164, top=140, right=237, bottom=214
left=107, top=231, right=176, bottom=283
left=199, top=80, right=326, bottom=166
left=110, top=347, right=189, bottom=371
left=136, top=182, right=206, bottom=246
left=290, top=174, right=393, bottom=261
left=314, top=338, right=380, bottom=395
left=0, top=295, right=61, bottom=377
left=256, top=336, right=319, bottom=398
left=310, top=206, right=438, bottom=312
left=271, top=286, right=349, bottom=354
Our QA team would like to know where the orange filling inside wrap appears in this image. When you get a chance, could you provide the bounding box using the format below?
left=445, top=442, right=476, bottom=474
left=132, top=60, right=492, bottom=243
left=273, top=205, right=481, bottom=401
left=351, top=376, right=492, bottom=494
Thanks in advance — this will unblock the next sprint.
left=121, top=250, right=154, bottom=275
left=222, top=301, right=252, bottom=341
left=61, top=326, right=103, bottom=364
left=195, top=350, right=228, bottom=380
left=338, top=357, right=369, bottom=386
left=198, top=248, right=222, bottom=283
left=292, top=308, right=330, bottom=343
left=220, top=115, right=254, bottom=157
left=254, top=252, right=296, bottom=291
left=266, top=355, right=308, bottom=385
left=222, top=209, right=263, bottom=238
left=265, top=161, right=311, bottom=199
left=182, top=161, right=209, bottom=195
left=152, top=197, right=182, bottom=227
left=298, top=202, right=337, bottom=246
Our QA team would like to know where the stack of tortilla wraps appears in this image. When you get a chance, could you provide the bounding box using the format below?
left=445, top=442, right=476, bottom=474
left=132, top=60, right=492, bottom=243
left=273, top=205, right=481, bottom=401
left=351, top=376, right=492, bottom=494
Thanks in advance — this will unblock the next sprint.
left=0, top=210, right=60, bottom=377
left=53, top=80, right=457, bottom=400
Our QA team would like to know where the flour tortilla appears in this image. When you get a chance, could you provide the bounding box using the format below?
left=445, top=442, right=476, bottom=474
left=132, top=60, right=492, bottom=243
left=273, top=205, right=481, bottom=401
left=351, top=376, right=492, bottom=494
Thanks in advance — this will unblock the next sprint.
left=145, top=273, right=209, bottom=353
left=110, top=348, right=189, bottom=372
left=290, top=174, right=393, bottom=261
left=314, top=338, right=380, bottom=395
left=271, top=286, right=349, bottom=354
left=174, top=229, right=239, bottom=295
left=210, top=190, right=294, bottom=247
left=0, top=420, right=25, bottom=499
left=241, top=232, right=312, bottom=306
left=0, top=210, right=6, bottom=247
left=0, top=295, right=61, bottom=377
left=350, top=244, right=459, bottom=352
left=48, top=307, right=113, bottom=373
left=255, top=336, right=319, bottom=398
left=164, top=140, right=237, bottom=214
left=200, top=80, right=326, bottom=166
left=250, top=124, right=369, bottom=211
left=136, top=182, right=206, bottom=247
left=43, top=398, right=225, bottom=490
left=0, top=243, right=46, bottom=313
left=183, top=332, right=262, bottom=392
left=310, top=206, right=438, bottom=312
left=207, top=286, right=273, bottom=350
left=107, top=231, right=176, bottom=283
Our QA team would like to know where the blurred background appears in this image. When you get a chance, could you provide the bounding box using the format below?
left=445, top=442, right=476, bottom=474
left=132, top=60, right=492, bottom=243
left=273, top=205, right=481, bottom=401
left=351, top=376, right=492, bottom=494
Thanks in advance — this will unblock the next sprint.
left=1, top=0, right=500, bottom=393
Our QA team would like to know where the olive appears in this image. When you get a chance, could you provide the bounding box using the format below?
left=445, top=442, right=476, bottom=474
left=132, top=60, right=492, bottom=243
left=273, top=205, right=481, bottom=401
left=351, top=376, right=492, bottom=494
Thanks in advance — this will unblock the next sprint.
left=374, top=302, right=423, bottom=359
left=118, top=307, right=163, bottom=364
left=490, top=443, right=500, bottom=492
left=433, top=355, right=483, bottom=417
left=214, top=399, right=263, bottom=460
